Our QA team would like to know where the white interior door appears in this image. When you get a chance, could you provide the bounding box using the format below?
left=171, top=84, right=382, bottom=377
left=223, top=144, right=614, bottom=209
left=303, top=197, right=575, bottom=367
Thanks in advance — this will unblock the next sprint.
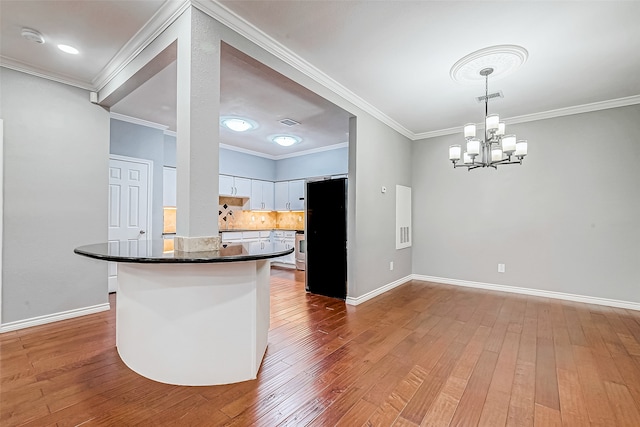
left=108, top=156, right=151, bottom=292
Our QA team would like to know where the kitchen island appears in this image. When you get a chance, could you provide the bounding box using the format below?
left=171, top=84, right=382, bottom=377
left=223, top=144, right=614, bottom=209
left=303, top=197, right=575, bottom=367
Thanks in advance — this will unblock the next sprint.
left=74, top=240, right=293, bottom=386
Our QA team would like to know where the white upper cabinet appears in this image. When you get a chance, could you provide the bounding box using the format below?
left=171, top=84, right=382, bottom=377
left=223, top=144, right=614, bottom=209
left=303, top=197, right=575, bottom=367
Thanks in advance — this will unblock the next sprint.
left=219, top=175, right=251, bottom=198
left=274, top=181, right=289, bottom=211
left=289, top=180, right=305, bottom=211
left=163, top=166, right=177, bottom=207
left=275, top=180, right=305, bottom=211
left=250, top=180, right=275, bottom=210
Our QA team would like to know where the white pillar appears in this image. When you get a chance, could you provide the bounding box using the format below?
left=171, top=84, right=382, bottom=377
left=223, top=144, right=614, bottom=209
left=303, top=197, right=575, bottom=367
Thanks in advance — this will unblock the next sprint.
left=175, top=8, right=221, bottom=252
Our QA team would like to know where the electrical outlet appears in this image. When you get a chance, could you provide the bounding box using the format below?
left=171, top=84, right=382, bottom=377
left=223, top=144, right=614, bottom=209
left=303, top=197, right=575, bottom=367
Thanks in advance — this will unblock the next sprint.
left=498, top=263, right=505, bottom=273
left=390, top=261, right=394, bottom=271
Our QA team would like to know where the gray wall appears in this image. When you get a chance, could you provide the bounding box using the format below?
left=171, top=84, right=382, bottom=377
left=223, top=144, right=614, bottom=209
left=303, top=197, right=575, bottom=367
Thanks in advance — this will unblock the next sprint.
left=164, top=133, right=347, bottom=182
left=164, top=133, right=177, bottom=167
left=165, top=135, right=277, bottom=180
left=1, top=68, right=110, bottom=324
left=110, top=119, right=164, bottom=240
left=412, top=104, right=640, bottom=304
left=220, top=147, right=276, bottom=181
left=275, top=147, right=348, bottom=181
left=349, top=113, right=413, bottom=299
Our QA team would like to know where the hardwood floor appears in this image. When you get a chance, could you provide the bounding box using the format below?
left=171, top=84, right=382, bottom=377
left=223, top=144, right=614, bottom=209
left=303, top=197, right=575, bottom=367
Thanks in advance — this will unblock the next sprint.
left=2, top=269, right=640, bottom=426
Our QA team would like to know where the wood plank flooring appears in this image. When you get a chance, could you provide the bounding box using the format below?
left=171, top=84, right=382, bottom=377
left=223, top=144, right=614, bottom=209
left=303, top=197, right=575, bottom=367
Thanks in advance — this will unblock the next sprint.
left=2, top=269, right=640, bottom=426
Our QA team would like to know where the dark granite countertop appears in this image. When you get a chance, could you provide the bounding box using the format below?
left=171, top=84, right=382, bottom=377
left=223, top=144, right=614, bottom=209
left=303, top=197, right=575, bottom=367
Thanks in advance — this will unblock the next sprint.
left=218, top=229, right=303, bottom=233
left=161, top=229, right=303, bottom=236
left=74, top=240, right=294, bottom=264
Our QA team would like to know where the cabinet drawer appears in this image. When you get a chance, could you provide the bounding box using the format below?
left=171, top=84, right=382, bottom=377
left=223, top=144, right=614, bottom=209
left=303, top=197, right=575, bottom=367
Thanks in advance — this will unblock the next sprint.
left=221, top=232, right=243, bottom=242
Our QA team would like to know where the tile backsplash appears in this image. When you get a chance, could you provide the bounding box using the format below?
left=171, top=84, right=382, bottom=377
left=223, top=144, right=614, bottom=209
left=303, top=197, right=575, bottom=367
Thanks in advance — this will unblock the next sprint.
left=163, top=197, right=304, bottom=234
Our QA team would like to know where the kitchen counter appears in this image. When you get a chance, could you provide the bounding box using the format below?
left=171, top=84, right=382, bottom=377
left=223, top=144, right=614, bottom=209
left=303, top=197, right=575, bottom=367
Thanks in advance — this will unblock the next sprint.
left=74, top=240, right=293, bottom=386
left=219, top=228, right=303, bottom=233
left=74, top=240, right=293, bottom=263
left=162, top=229, right=303, bottom=237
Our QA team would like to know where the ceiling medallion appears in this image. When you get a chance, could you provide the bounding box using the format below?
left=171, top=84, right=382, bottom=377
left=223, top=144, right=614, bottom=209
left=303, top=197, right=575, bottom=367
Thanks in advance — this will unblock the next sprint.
left=450, top=45, right=528, bottom=84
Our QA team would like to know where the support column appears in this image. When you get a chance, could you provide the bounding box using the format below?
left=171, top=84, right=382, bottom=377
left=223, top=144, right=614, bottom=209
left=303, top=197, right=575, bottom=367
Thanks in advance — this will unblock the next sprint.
left=174, top=7, right=220, bottom=252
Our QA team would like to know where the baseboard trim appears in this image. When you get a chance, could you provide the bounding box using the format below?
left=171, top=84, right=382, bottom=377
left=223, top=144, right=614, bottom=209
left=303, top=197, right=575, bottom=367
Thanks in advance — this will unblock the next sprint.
left=412, top=275, right=640, bottom=311
left=346, top=275, right=413, bottom=306
left=0, top=303, right=111, bottom=333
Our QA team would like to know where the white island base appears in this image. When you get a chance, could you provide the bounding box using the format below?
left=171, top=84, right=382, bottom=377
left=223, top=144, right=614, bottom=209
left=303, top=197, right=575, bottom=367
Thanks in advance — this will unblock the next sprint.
left=116, top=260, right=270, bottom=386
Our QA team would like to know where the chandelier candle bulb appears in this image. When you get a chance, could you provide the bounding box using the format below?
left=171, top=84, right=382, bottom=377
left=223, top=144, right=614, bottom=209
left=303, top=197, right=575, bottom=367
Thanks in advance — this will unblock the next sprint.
left=464, top=123, right=476, bottom=139
left=449, top=145, right=462, bottom=160
left=486, top=114, right=500, bottom=133
left=497, top=122, right=506, bottom=136
left=502, top=134, right=517, bottom=155
left=492, top=147, right=503, bottom=162
left=467, top=138, right=480, bottom=156
left=515, top=140, right=528, bottom=157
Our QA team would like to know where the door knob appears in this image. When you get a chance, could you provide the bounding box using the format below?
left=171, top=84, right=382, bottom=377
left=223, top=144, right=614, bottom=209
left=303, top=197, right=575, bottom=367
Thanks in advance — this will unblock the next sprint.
left=139, top=230, right=146, bottom=235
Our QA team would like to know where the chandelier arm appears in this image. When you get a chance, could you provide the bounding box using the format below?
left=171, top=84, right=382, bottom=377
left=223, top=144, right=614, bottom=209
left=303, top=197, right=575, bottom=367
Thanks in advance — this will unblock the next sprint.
left=497, top=160, right=524, bottom=166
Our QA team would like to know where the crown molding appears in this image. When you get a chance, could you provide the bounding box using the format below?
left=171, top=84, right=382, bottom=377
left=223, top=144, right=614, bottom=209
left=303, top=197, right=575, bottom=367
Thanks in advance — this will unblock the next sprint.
left=505, top=94, right=640, bottom=126
left=414, top=94, right=640, bottom=140
left=92, top=0, right=190, bottom=91
left=164, top=130, right=177, bottom=137
left=274, top=142, right=349, bottom=160
left=219, top=143, right=277, bottom=160
left=0, top=56, right=94, bottom=91
left=219, top=142, right=348, bottom=161
left=193, top=0, right=414, bottom=141
left=413, top=126, right=463, bottom=140
left=110, top=112, right=169, bottom=131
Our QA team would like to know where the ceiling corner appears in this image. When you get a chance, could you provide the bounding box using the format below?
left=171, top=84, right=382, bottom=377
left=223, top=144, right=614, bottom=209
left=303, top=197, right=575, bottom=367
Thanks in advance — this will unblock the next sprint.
left=92, top=0, right=191, bottom=91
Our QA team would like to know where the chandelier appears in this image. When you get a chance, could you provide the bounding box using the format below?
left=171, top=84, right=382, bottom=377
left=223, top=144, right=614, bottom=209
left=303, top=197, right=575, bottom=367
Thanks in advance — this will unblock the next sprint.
left=449, top=67, right=528, bottom=170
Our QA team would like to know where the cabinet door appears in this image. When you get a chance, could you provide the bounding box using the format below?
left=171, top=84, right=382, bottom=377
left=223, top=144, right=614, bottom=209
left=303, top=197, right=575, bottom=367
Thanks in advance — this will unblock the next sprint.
left=263, top=181, right=275, bottom=210
left=289, top=180, right=305, bottom=211
left=274, top=181, right=289, bottom=210
left=219, top=175, right=234, bottom=196
left=250, top=180, right=263, bottom=210
left=234, top=177, right=252, bottom=198
left=163, top=167, right=177, bottom=206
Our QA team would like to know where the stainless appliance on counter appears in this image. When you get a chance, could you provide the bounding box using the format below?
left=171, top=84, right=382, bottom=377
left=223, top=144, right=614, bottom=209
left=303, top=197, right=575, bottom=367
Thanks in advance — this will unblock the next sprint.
left=295, top=231, right=305, bottom=270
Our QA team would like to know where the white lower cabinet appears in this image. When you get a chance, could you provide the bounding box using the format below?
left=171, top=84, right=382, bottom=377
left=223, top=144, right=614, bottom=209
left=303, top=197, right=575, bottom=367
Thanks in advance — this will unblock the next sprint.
left=219, top=230, right=295, bottom=266
left=271, top=230, right=296, bottom=266
left=221, top=231, right=271, bottom=248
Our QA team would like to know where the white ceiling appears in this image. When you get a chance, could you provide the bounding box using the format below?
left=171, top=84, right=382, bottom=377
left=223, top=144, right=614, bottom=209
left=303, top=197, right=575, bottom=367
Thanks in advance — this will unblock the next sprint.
left=110, top=44, right=352, bottom=157
left=2, top=1, right=639, bottom=152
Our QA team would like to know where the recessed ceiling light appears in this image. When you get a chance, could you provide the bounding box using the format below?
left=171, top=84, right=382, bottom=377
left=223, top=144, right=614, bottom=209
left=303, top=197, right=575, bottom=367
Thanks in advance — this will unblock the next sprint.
left=220, top=117, right=257, bottom=132
left=21, top=28, right=45, bottom=44
left=57, top=44, right=79, bottom=55
left=272, top=135, right=301, bottom=147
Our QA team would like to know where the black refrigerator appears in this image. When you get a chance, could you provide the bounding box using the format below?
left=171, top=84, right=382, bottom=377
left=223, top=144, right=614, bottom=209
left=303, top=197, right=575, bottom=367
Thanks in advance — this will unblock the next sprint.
left=305, top=178, right=347, bottom=300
